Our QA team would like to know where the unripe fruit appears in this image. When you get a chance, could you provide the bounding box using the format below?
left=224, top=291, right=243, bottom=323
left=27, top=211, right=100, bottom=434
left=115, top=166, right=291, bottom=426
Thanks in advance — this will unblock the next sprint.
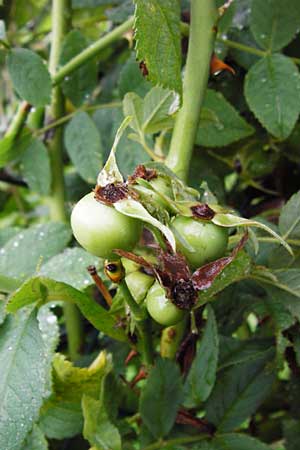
left=171, top=216, right=228, bottom=269
left=146, top=281, right=185, bottom=326
left=71, top=192, right=142, bottom=259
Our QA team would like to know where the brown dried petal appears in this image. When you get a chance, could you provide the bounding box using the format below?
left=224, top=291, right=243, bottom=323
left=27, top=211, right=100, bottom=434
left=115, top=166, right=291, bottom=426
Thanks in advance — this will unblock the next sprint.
left=128, top=164, right=157, bottom=184
left=191, top=203, right=215, bottom=220
left=192, top=233, right=248, bottom=291
left=94, top=183, right=128, bottom=205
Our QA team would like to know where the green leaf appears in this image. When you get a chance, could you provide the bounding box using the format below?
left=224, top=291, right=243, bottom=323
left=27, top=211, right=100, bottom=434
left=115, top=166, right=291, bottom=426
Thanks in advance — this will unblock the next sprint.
left=0, top=274, right=22, bottom=293
left=134, top=0, right=182, bottom=95
left=198, top=251, right=252, bottom=304
left=212, top=213, right=293, bottom=255
left=205, top=349, right=275, bottom=432
left=142, top=87, right=178, bottom=134
left=279, top=191, right=300, bottom=239
left=64, top=111, right=103, bottom=184
left=20, top=138, right=51, bottom=195
left=40, top=352, right=110, bottom=440
left=21, top=425, right=48, bottom=450
left=255, top=269, right=300, bottom=325
left=184, top=305, right=219, bottom=407
left=39, top=401, right=83, bottom=440
left=139, top=358, right=183, bottom=438
left=82, top=395, right=122, bottom=450
left=114, top=198, right=176, bottom=251
left=0, top=131, right=32, bottom=168
left=60, top=30, right=98, bottom=106
left=7, top=48, right=51, bottom=106
left=118, top=53, right=151, bottom=98
left=196, top=90, right=254, bottom=147
left=218, top=336, right=274, bottom=370
left=251, top=0, right=300, bottom=51
left=0, top=223, right=71, bottom=281
left=244, top=54, right=300, bottom=140
left=212, top=433, right=272, bottom=450
left=0, top=309, right=53, bottom=450
left=7, top=277, right=127, bottom=342
left=0, top=227, right=21, bottom=247
left=124, top=86, right=178, bottom=136
left=40, top=247, right=100, bottom=290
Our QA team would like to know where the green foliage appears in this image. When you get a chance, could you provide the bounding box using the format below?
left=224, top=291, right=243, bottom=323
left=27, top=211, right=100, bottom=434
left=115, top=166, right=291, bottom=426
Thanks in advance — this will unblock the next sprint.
left=64, top=111, right=103, bottom=183
left=244, top=55, right=300, bottom=139
left=7, top=49, right=51, bottom=106
left=1, top=1, right=300, bottom=449
left=250, top=0, right=300, bottom=52
left=206, top=348, right=276, bottom=432
left=134, top=0, right=182, bottom=95
left=0, top=132, right=32, bottom=168
left=140, top=358, right=183, bottom=438
left=196, top=89, right=254, bottom=147
left=7, top=277, right=127, bottom=342
left=39, top=247, right=100, bottom=290
left=20, top=138, right=51, bottom=195
left=184, top=305, right=219, bottom=407
left=0, top=308, right=56, bottom=450
left=60, top=30, right=98, bottom=106
left=0, top=223, right=71, bottom=281
left=20, top=425, right=48, bottom=450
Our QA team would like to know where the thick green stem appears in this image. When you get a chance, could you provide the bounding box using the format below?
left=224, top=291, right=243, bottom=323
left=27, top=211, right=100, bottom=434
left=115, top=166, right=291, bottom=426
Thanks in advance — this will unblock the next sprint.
left=48, top=0, right=83, bottom=361
left=166, top=0, right=217, bottom=182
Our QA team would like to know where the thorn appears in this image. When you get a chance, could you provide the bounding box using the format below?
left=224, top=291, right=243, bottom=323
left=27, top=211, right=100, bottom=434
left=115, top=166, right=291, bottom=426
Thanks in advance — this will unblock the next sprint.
left=131, top=367, right=148, bottom=387
left=210, top=54, right=235, bottom=76
left=125, top=349, right=139, bottom=365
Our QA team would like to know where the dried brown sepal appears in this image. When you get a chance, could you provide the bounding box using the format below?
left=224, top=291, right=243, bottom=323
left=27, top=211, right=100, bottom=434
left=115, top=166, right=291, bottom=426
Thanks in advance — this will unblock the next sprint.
left=192, top=233, right=248, bottom=291
left=191, top=203, right=215, bottom=220
left=158, top=251, right=191, bottom=282
left=94, top=182, right=129, bottom=205
left=128, top=164, right=157, bottom=184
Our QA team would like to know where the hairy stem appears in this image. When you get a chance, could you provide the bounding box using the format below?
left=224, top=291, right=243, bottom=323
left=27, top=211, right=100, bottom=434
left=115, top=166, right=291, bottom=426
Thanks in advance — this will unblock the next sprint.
left=166, top=0, right=217, bottom=182
left=48, top=0, right=83, bottom=361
